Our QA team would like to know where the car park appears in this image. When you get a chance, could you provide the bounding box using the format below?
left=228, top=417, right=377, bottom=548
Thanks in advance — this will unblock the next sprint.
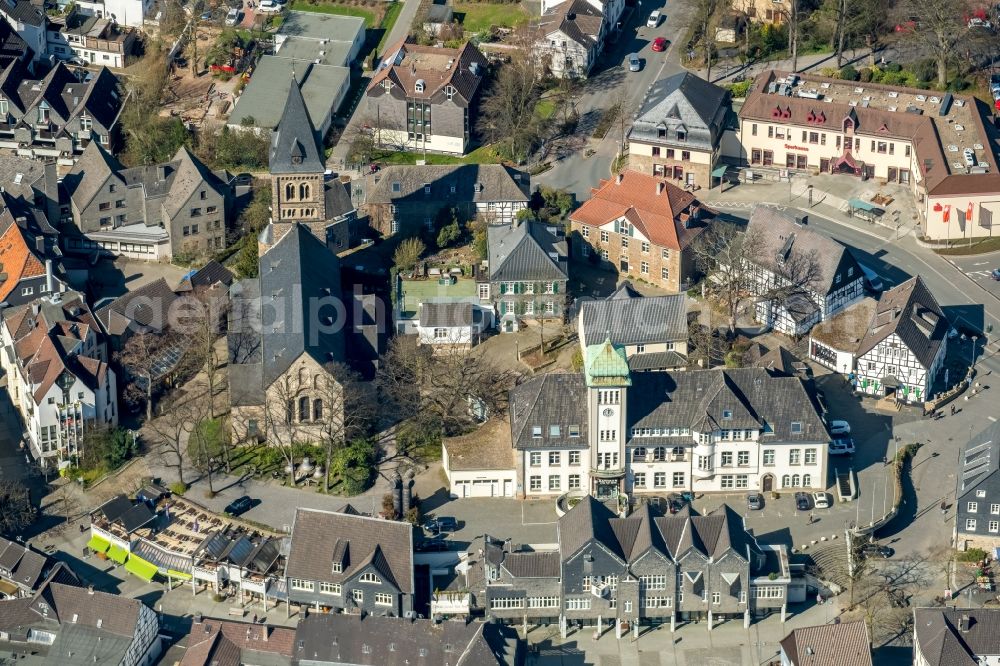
left=747, top=493, right=764, bottom=510
left=812, top=492, right=831, bottom=509
left=829, top=437, right=855, bottom=456
left=628, top=54, right=641, bottom=72
left=651, top=37, right=668, bottom=52
left=646, top=10, right=661, bottom=27
left=795, top=492, right=810, bottom=511
left=828, top=419, right=851, bottom=436
left=224, top=495, right=253, bottom=516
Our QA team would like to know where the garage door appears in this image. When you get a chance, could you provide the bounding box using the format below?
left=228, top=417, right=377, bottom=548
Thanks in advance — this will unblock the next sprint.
left=454, top=481, right=470, bottom=498
left=471, top=480, right=495, bottom=497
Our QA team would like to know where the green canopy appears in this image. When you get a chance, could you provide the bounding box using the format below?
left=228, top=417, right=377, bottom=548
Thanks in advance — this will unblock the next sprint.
left=124, top=555, right=158, bottom=582
left=166, top=569, right=192, bottom=581
left=86, top=535, right=110, bottom=553
left=712, top=165, right=729, bottom=177
left=848, top=198, right=876, bottom=212
left=107, top=544, right=128, bottom=564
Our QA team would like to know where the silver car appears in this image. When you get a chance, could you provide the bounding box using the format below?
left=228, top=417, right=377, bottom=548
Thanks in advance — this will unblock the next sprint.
left=628, top=54, right=641, bottom=72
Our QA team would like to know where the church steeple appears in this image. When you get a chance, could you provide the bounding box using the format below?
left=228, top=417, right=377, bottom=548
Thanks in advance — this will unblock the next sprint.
left=269, top=78, right=325, bottom=174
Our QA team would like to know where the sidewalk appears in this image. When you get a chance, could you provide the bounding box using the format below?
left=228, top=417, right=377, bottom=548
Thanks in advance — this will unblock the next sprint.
left=694, top=47, right=879, bottom=85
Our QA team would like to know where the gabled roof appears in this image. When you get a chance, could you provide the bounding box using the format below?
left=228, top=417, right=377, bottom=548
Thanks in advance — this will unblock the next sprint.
left=0, top=221, right=46, bottom=303
left=162, top=146, right=230, bottom=219
left=630, top=72, right=730, bottom=151
left=914, top=607, right=1000, bottom=666
left=957, top=421, right=1000, bottom=502
left=579, top=289, right=687, bottom=348
left=284, top=507, right=413, bottom=593
left=95, top=494, right=156, bottom=533
left=745, top=206, right=860, bottom=295
left=558, top=496, right=625, bottom=562
left=0, top=537, right=50, bottom=591
left=0, top=16, right=29, bottom=67
left=570, top=170, right=709, bottom=251
left=779, top=621, right=872, bottom=666
left=176, top=260, right=234, bottom=293
left=365, top=164, right=529, bottom=204
left=368, top=39, right=487, bottom=104
left=269, top=79, right=325, bottom=175
left=95, top=277, right=179, bottom=336
left=509, top=373, right=588, bottom=449
left=855, top=276, right=946, bottom=368
left=180, top=620, right=295, bottom=666
left=655, top=504, right=755, bottom=562
left=487, top=219, right=568, bottom=283
left=419, top=301, right=475, bottom=328
left=256, top=223, right=345, bottom=386
left=0, top=0, right=44, bottom=28
left=536, top=0, right=604, bottom=47
left=65, top=139, right=124, bottom=212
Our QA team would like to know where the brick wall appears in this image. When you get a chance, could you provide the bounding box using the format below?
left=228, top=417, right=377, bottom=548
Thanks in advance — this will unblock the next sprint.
left=570, top=221, right=689, bottom=293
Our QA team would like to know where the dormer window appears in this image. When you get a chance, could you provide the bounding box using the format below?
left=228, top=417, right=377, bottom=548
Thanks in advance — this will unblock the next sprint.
left=790, top=421, right=803, bottom=434
left=415, top=79, right=425, bottom=93
left=359, top=573, right=381, bottom=584
left=383, top=80, right=392, bottom=91
left=391, top=182, right=401, bottom=193
left=722, top=410, right=732, bottom=420
left=332, top=562, right=342, bottom=573
left=444, top=85, right=456, bottom=100
left=676, top=129, right=686, bottom=141
left=423, top=183, right=431, bottom=195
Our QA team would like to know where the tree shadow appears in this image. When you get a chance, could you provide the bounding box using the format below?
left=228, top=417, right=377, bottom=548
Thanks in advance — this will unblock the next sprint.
left=49, top=551, right=124, bottom=594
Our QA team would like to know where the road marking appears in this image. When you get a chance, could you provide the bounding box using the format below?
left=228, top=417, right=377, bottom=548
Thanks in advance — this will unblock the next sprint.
left=990, top=416, right=998, bottom=422
left=974, top=262, right=989, bottom=266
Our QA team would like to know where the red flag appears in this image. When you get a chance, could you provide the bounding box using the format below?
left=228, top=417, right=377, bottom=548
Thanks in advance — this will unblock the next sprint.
left=967, top=201, right=974, bottom=222
left=944, top=205, right=951, bottom=223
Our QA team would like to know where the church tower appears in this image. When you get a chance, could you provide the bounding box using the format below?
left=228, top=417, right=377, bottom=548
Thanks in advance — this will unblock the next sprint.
left=263, top=79, right=327, bottom=253
left=584, top=337, right=631, bottom=501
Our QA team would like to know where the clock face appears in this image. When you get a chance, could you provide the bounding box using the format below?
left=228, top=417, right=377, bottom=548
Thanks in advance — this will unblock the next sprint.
left=602, top=408, right=614, bottom=417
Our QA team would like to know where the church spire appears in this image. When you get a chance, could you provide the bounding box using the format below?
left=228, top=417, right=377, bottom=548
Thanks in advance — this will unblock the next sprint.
left=269, top=78, right=325, bottom=175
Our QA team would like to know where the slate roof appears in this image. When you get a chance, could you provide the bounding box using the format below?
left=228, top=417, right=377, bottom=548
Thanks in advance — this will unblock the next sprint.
left=324, top=180, right=356, bottom=220
left=0, top=16, right=28, bottom=67
left=957, top=421, right=1000, bottom=502
left=536, top=0, right=603, bottom=48
left=0, top=0, right=44, bottom=28
left=779, top=621, right=872, bottom=666
left=627, top=367, right=826, bottom=440
left=579, top=288, right=687, bottom=348
left=0, top=580, right=147, bottom=641
left=294, top=614, right=521, bottom=665
left=176, top=260, right=234, bottom=293
left=285, top=507, right=413, bottom=593
left=627, top=350, right=688, bottom=371
left=559, top=499, right=759, bottom=565
left=487, top=220, right=568, bottom=283
left=365, top=164, right=530, bottom=204
left=420, top=301, right=475, bottom=328
left=501, top=551, right=561, bottom=579
left=269, top=79, right=325, bottom=175
left=509, top=373, right=588, bottom=449
left=855, top=276, right=946, bottom=368
left=95, top=277, right=179, bottom=336
left=0, top=537, right=50, bottom=591
left=914, top=607, right=1000, bottom=666
left=66, top=139, right=124, bottom=212
left=746, top=207, right=861, bottom=295
left=571, top=171, right=710, bottom=251
left=255, top=223, right=345, bottom=386
left=368, top=40, right=487, bottom=104
left=181, top=620, right=295, bottom=666
left=746, top=343, right=804, bottom=376
left=630, top=72, right=730, bottom=152
left=95, top=494, right=155, bottom=533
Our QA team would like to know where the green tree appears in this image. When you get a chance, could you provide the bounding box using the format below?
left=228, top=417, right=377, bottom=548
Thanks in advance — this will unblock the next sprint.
left=330, top=439, right=377, bottom=496
left=81, top=427, right=134, bottom=471
left=471, top=219, right=488, bottom=259
left=393, top=237, right=426, bottom=271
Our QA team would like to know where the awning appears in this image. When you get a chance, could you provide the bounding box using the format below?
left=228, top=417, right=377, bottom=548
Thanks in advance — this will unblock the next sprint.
left=711, top=165, right=729, bottom=177
left=881, top=375, right=902, bottom=388
left=124, top=555, right=159, bottom=582
left=87, top=535, right=110, bottom=553
left=166, top=569, right=192, bottom=581
left=848, top=198, right=876, bottom=212
left=107, top=544, right=129, bottom=564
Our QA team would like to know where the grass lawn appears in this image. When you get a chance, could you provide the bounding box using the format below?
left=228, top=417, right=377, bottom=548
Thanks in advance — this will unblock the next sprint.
left=934, top=236, right=1000, bottom=256
left=372, top=144, right=507, bottom=165
left=187, top=418, right=228, bottom=464
left=535, top=98, right=556, bottom=120
left=454, top=1, right=529, bottom=32
left=287, top=0, right=377, bottom=27
left=376, top=1, right=403, bottom=53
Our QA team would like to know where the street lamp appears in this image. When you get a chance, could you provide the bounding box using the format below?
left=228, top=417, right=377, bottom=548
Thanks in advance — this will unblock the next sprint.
left=971, top=335, right=979, bottom=372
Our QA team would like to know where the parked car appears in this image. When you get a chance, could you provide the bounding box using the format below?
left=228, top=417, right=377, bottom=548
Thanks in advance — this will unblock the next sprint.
left=827, top=420, right=851, bottom=436
left=829, top=437, right=856, bottom=456
left=991, top=268, right=1000, bottom=281
left=224, top=495, right=253, bottom=516
left=416, top=539, right=449, bottom=552
left=969, top=17, right=993, bottom=29
left=795, top=492, right=810, bottom=511
left=747, top=493, right=764, bottom=511
left=199, top=10, right=212, bottom=19
left=225, top=8, right=241, bottom=24
left=628, top=53, right=641, bottom=72
left=651, top=37, right=668, bottom=52
left=258, top=0, right=282, bottom=12
left=67, top=56, right=88, bottom=67
left=435, top=516, right=458, bottom=532
left=646, top=10, right=661, bottom=27
left=812, top=492, right=831, bottom=509
left=860, top=543, right=894, bottom=559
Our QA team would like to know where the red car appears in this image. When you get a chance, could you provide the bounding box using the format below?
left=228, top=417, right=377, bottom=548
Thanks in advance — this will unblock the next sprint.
left=652, top=37, right=668, bottom=52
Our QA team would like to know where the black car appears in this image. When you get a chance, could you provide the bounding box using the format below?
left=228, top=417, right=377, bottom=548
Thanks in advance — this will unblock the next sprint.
left=861, top=543, right=894, bottom=559
left=794, top=492, right=810, bottom=511
left=435, top=516, right=458, bottom=533
left=416, top=540, right=449, bottom=552
left=992, top=268, right=1000, bottom=281
left=224, top=495, right=253, bottom=516
left=747, top=493, right=764, bottom=511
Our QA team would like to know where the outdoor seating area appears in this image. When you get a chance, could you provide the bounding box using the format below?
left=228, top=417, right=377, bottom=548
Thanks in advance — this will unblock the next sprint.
left=150, top=501, right=227, bottom=556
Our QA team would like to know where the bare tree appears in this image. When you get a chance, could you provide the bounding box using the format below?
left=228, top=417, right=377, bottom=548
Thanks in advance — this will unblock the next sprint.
left=378, top=337, right=521, bottom=437
left=145, top=396, right=194, bottom=487
left=315, top=362, right=378, bottom=493
left=477, top=27, right=545, bottom=162
left=690, top=221, right=765, bottom=334
left=174, top=293, right=228, bottom=420
left=692, top=0, right=720, bottom=80
left=0, top=479, right=35, bottom=536
left=118, top=330, right=182, bottom=421
left=903, top=0, right=972, bottom=87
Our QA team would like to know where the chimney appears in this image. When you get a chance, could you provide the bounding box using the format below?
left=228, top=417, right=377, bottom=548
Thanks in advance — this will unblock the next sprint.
left=45, top=259, right=55, bottom=295
left=657, top=182, right=665, bottom=195
left=616, top=173, right=623, bottom=185
left=157, top=165, right=168, bottom=181
left=35, top=236, right=45, bottom=254
left=261, top=626, right=269, bottom=642
left=959, top=614, right=970, bottom=632
left=87, top=585, right=94, bottom=595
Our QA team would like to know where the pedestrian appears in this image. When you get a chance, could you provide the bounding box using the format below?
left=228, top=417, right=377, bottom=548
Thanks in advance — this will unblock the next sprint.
left=252, top=613, right=258, bottom=624
left=808, top=512, right=814, bottom=524
left=951, top=404, right=957, bottom=416
left=941, top=501, right=947, bottom=515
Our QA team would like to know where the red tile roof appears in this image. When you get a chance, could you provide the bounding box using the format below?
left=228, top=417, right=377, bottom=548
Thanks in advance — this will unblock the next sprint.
left=570, top=170, right=706, bottom=250
left=0, top=223, right=44, bottom=302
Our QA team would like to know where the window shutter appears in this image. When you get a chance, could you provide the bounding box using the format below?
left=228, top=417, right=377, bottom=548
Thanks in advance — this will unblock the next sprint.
left=514, top=282, right=521, bottom=294
left=500, top=283, right=506, bottom=294
left=553, top=282, right=559, bottom=294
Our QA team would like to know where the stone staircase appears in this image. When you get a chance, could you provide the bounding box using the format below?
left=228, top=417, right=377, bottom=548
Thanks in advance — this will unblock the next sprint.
left=807, top=543, right=852, bottom=590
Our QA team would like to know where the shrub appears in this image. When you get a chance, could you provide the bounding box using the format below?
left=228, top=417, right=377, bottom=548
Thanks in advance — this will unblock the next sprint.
left=169, top=482, right=188, bottom=495
left=840, top=65, right=859, bottom=81
left=393, top=237, right=426, bottom=271
left=819, top=67, right=840, bottom=78
left=886, top=62, right=902, bottom=73
left=571, top=347, right=584, bottom=372
left=729, top=78, right=753, bottom=99
left=958, top=548, right=988, bottom=563
left=913, top=58, right=936, bottom=83
left=948, top=78, right=970, bottom=91
left=859, top=68, right=873, bottom=83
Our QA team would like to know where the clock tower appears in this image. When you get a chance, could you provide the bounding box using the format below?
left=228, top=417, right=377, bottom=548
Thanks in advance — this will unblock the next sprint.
left=584, top=337, right=631, bottom=501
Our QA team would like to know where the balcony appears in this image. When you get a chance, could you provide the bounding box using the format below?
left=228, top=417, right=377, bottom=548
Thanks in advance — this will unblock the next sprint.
left=590, top=465, right=626, bottom=479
